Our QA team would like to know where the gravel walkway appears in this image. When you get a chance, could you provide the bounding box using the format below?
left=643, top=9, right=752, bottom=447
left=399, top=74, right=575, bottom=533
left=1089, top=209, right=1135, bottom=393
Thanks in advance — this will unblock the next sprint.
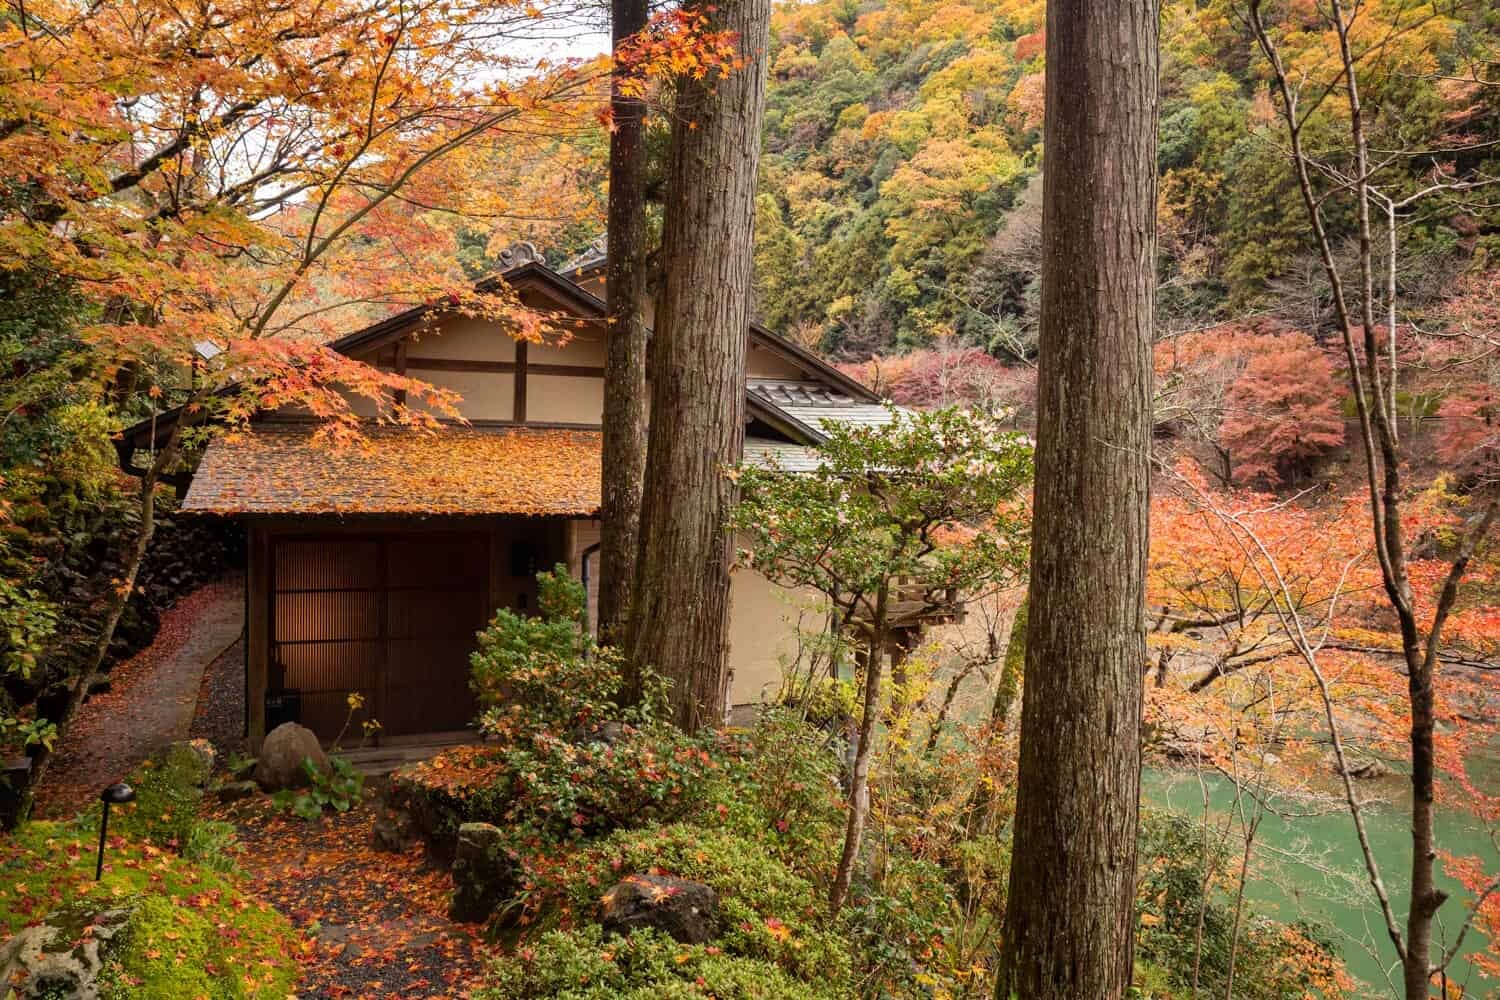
left=189, top=635, right=248, bottom=760
left=34, top=575, right=245, bottom=818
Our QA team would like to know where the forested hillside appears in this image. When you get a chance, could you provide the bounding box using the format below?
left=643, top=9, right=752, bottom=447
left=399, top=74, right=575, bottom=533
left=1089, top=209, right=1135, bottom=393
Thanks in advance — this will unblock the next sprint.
left=4, top=0, right=1500, bottom=993
left=752, top=0, right=1500, bottom=361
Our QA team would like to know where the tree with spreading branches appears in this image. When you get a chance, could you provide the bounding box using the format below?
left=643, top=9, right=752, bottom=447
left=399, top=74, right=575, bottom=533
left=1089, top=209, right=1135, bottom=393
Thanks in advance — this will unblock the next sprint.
left=733, top=406, right=1032, bottom=914
left=0, top=0, right=729, bottom=807
left=1243, top=0, right=1500, bottom=992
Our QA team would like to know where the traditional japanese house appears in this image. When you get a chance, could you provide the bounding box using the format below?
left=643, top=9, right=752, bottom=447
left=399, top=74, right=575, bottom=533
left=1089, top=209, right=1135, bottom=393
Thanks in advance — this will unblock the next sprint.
left=117, top=243, right=896, bottom=749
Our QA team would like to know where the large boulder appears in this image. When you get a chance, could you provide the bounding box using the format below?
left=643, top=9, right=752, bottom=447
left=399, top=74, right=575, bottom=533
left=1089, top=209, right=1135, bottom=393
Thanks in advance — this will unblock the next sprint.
left=598, top=874, right=720, bottom=944
left=448, top=822, right=518, bottom=923
left=253, top=723, right=328, bottom=791
left=0, top=904, right=134, bottom=999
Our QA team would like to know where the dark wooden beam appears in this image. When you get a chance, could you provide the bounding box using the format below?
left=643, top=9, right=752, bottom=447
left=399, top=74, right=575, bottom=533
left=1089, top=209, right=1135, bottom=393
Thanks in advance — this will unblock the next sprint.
left=393, top=341, right=408, bottom=407
left=529, top=362, right=606, bottom=378
left=403, top=355, right=604, bottom=379
left=514, top=339, right=529, bottom=423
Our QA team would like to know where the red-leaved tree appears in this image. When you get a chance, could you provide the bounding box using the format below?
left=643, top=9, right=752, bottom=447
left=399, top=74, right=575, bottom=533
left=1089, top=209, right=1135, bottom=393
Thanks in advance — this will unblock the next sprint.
left=837, top=345, right=1035, bottom=420
left=1218, top=331, right=1346, bottom=485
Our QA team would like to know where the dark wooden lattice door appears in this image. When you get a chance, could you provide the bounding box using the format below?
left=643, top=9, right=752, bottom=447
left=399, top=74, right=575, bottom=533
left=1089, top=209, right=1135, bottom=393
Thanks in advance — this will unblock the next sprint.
left=270, top=533, right=488, bottom=742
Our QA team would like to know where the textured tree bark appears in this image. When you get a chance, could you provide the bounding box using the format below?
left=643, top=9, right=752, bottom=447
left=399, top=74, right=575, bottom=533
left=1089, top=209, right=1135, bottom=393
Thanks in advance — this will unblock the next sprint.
left=828, top=604, right=886, bottom=915
left=628, top=0, right=770, bottom=730
left=597, top=0, right=651, bottom=654
left=996, top=1, right=1157, bottom=997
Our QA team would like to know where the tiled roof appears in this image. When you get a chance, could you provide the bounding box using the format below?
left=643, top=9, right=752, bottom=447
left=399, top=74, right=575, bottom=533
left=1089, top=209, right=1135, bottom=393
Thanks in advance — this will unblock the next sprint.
left=748, top=379, right=899, bottom=438
left=561, top=237, right=607, bottom=273
left=743, top=437, right=822, bottom=473
left=183, top=424, right=602, bottom=516
left=748, top=379, right=853, bottom=409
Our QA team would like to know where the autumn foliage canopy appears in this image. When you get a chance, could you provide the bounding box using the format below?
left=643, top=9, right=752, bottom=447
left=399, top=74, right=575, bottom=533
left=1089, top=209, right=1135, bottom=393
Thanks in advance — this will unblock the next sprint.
left=0, top=0, right=735, bottom=437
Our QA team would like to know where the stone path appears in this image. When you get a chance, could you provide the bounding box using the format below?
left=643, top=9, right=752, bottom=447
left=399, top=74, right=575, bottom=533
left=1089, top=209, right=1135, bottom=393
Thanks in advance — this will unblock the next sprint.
left=189, top=635, right=247, bottom=760
left=34, top=576, right=245, bottom=818
left=220, top=798, right=487, bottom=999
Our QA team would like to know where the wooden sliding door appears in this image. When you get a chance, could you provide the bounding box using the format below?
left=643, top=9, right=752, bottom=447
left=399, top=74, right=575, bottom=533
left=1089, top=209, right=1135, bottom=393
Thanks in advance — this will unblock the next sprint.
left=269, top=532, right=488, bottom=742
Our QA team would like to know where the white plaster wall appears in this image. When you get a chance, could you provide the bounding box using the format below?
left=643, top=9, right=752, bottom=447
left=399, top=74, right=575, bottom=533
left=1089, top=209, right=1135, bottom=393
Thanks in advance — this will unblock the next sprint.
left=526, top=374, right=603, bottom=424
left=404, top=316, right=518, bottom=361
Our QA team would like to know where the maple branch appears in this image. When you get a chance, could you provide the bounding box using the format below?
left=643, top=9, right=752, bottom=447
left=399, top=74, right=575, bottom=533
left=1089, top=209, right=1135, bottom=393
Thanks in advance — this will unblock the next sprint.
left=1187, top=650, right=1288, bottom=694
left=1434, top=872, right=1500, bottom=977
left=249, top=61, right=601, bottom=339
left=1420, top=499, right=1498, bottom=677
left=252, top=114, right=516, bottom=339
left=345, top=179, right=594, bottom=222
left=1166, top=460, right=1411, bottom=960
left=29, top=100, right=260, bottom=227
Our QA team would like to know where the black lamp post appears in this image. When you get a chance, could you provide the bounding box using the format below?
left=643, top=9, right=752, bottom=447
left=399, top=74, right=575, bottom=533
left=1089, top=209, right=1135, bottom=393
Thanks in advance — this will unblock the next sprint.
left=95, top=782, right=135, bottom=880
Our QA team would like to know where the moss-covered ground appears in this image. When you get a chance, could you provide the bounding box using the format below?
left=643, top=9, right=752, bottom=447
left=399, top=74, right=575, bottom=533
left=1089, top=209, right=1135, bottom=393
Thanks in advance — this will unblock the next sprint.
left=0, top=817, right=299, bottom=998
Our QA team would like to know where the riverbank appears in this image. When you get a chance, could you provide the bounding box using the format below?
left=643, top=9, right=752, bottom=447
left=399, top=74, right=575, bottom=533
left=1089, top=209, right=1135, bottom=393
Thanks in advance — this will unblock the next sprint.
left=1142, top=764, right=1498, bottom=994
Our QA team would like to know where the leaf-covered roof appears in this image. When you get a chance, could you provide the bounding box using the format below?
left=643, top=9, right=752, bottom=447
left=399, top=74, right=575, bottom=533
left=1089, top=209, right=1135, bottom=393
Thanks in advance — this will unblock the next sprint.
left=183, top=424, right=602, bottom=516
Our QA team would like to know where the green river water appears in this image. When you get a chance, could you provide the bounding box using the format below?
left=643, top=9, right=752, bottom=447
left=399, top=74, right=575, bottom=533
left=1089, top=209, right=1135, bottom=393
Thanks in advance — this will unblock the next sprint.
left=1142, top=767, right=1499, bottom=997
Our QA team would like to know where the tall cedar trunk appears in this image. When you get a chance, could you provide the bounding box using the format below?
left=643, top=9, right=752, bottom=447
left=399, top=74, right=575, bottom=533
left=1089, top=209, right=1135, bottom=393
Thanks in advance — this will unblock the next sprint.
left=628, top=0, right=769, bottom=730
left=597, top=0, right=651, bottom=652
left=997, top=1, right=1157, bottom=997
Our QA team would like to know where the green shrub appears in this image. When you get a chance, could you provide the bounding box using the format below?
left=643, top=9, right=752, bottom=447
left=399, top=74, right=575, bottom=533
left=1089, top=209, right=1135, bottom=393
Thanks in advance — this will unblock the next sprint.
left=393, top=726, right=728, bottom=856
left=482, top=925, right=842, bottom=1000
left=502, top=726, right=726, bottom=846
left=470, top=566, right=666, bottom=740
left=711, top=709, right=844, bottom=877
left=519, top=822, right=853, bottom=985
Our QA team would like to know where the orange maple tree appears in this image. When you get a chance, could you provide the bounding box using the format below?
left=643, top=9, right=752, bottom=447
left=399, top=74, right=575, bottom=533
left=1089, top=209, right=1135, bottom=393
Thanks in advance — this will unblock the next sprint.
left=1155, top=324, right=1346, bottom=486
left=0, top=0, right=739, bottom=806
left=1146, top=463, right=1500, bottom=981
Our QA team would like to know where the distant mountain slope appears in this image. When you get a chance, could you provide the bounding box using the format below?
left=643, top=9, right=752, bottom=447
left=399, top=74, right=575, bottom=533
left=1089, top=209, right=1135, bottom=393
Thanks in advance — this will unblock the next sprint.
left=753, top=0, right=1499, bottom=361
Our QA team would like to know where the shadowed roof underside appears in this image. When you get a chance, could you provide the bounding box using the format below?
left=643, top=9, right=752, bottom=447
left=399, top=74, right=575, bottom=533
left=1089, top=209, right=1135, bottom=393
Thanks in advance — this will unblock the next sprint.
left=184, top=424, right=603, bottom=516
